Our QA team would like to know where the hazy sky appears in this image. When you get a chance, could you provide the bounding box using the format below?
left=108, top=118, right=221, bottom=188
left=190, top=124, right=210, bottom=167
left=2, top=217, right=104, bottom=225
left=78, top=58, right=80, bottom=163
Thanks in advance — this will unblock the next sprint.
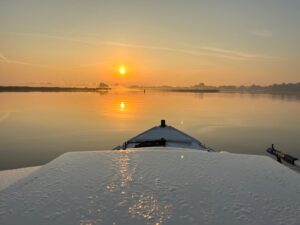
left=1, top=0, right=300, bottom=86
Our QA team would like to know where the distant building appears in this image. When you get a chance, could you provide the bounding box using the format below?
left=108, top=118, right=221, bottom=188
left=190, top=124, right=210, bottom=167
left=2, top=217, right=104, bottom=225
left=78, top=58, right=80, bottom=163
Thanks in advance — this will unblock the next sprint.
left=98, top=82, right=109, bottom=88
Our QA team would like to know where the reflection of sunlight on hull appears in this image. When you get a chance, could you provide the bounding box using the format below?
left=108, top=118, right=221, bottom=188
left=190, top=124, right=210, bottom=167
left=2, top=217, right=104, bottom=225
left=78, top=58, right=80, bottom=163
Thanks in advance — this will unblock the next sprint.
left=119, top=153, right=133, bottom=189
left=129, top=193, right=172, bottom=225
left=106, top=151, right=172, bottom=224
left=106, top=151, right=136, bottom=194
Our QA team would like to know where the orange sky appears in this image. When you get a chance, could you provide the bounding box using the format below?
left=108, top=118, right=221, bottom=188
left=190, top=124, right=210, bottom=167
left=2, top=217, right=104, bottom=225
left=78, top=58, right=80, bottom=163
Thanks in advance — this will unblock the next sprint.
left=1, top=1, right=300, bottom=86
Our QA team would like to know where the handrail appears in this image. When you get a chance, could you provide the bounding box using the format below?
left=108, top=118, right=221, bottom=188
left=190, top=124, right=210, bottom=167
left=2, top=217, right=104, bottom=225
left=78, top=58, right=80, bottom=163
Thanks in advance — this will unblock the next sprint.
left=266, top=144, right=300, bottom=167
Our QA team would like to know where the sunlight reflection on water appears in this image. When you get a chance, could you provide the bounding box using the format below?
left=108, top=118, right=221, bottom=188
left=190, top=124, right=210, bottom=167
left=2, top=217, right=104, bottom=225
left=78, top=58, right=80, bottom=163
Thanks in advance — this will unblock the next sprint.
left=0, top=90, right=300, bottom=169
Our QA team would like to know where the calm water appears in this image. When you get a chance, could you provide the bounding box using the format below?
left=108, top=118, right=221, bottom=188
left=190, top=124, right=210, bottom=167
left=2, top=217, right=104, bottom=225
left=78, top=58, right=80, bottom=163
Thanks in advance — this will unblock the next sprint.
left=1, top=89, right=300, bottom=170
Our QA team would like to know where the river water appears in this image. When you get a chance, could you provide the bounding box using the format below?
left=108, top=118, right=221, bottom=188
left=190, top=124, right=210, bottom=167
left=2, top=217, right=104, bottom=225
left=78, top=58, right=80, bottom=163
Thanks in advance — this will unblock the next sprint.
left=0, top=89, right=300, bottom=170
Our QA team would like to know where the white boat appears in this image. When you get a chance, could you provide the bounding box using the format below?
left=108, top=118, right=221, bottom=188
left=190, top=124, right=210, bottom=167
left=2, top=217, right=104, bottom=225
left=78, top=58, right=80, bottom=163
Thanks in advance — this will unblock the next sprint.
left=1, top=121, right=300, bottom=225
left=114, top=120, right=211, bottom=151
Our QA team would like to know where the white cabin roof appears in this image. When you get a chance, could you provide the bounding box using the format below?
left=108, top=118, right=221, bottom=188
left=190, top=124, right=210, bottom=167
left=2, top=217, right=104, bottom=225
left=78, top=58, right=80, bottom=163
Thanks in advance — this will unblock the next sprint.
left=0, top=166, right=40, bottom=191
left=0, top=148, right=300, bottom=225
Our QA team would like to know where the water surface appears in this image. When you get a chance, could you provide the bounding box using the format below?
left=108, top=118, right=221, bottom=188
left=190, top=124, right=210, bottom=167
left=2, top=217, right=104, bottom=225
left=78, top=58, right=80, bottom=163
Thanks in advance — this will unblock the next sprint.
left=1, top=89, right=300, bottom=170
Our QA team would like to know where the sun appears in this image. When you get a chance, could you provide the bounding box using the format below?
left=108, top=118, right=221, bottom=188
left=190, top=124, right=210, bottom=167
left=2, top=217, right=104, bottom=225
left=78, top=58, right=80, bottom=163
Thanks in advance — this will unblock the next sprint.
left=119, top=66, right=126, bottom=76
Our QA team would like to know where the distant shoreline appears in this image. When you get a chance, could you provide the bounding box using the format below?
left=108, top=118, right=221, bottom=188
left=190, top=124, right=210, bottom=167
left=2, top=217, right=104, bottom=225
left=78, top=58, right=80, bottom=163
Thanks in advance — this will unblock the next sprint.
left=159, top=89, right=300, bottom=95
left=0, top=86, right=111, bottom=92
left=2, top=85, right=300, bottom=95
left=161, top=88, right=219, bottom=93
left=130, top=82, right=300, bottom=94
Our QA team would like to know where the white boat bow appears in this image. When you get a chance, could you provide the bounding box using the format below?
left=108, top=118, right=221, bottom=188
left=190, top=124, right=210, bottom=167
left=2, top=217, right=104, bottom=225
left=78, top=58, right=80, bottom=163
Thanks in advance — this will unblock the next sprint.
left=114, top=120, right=210, bottom=151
